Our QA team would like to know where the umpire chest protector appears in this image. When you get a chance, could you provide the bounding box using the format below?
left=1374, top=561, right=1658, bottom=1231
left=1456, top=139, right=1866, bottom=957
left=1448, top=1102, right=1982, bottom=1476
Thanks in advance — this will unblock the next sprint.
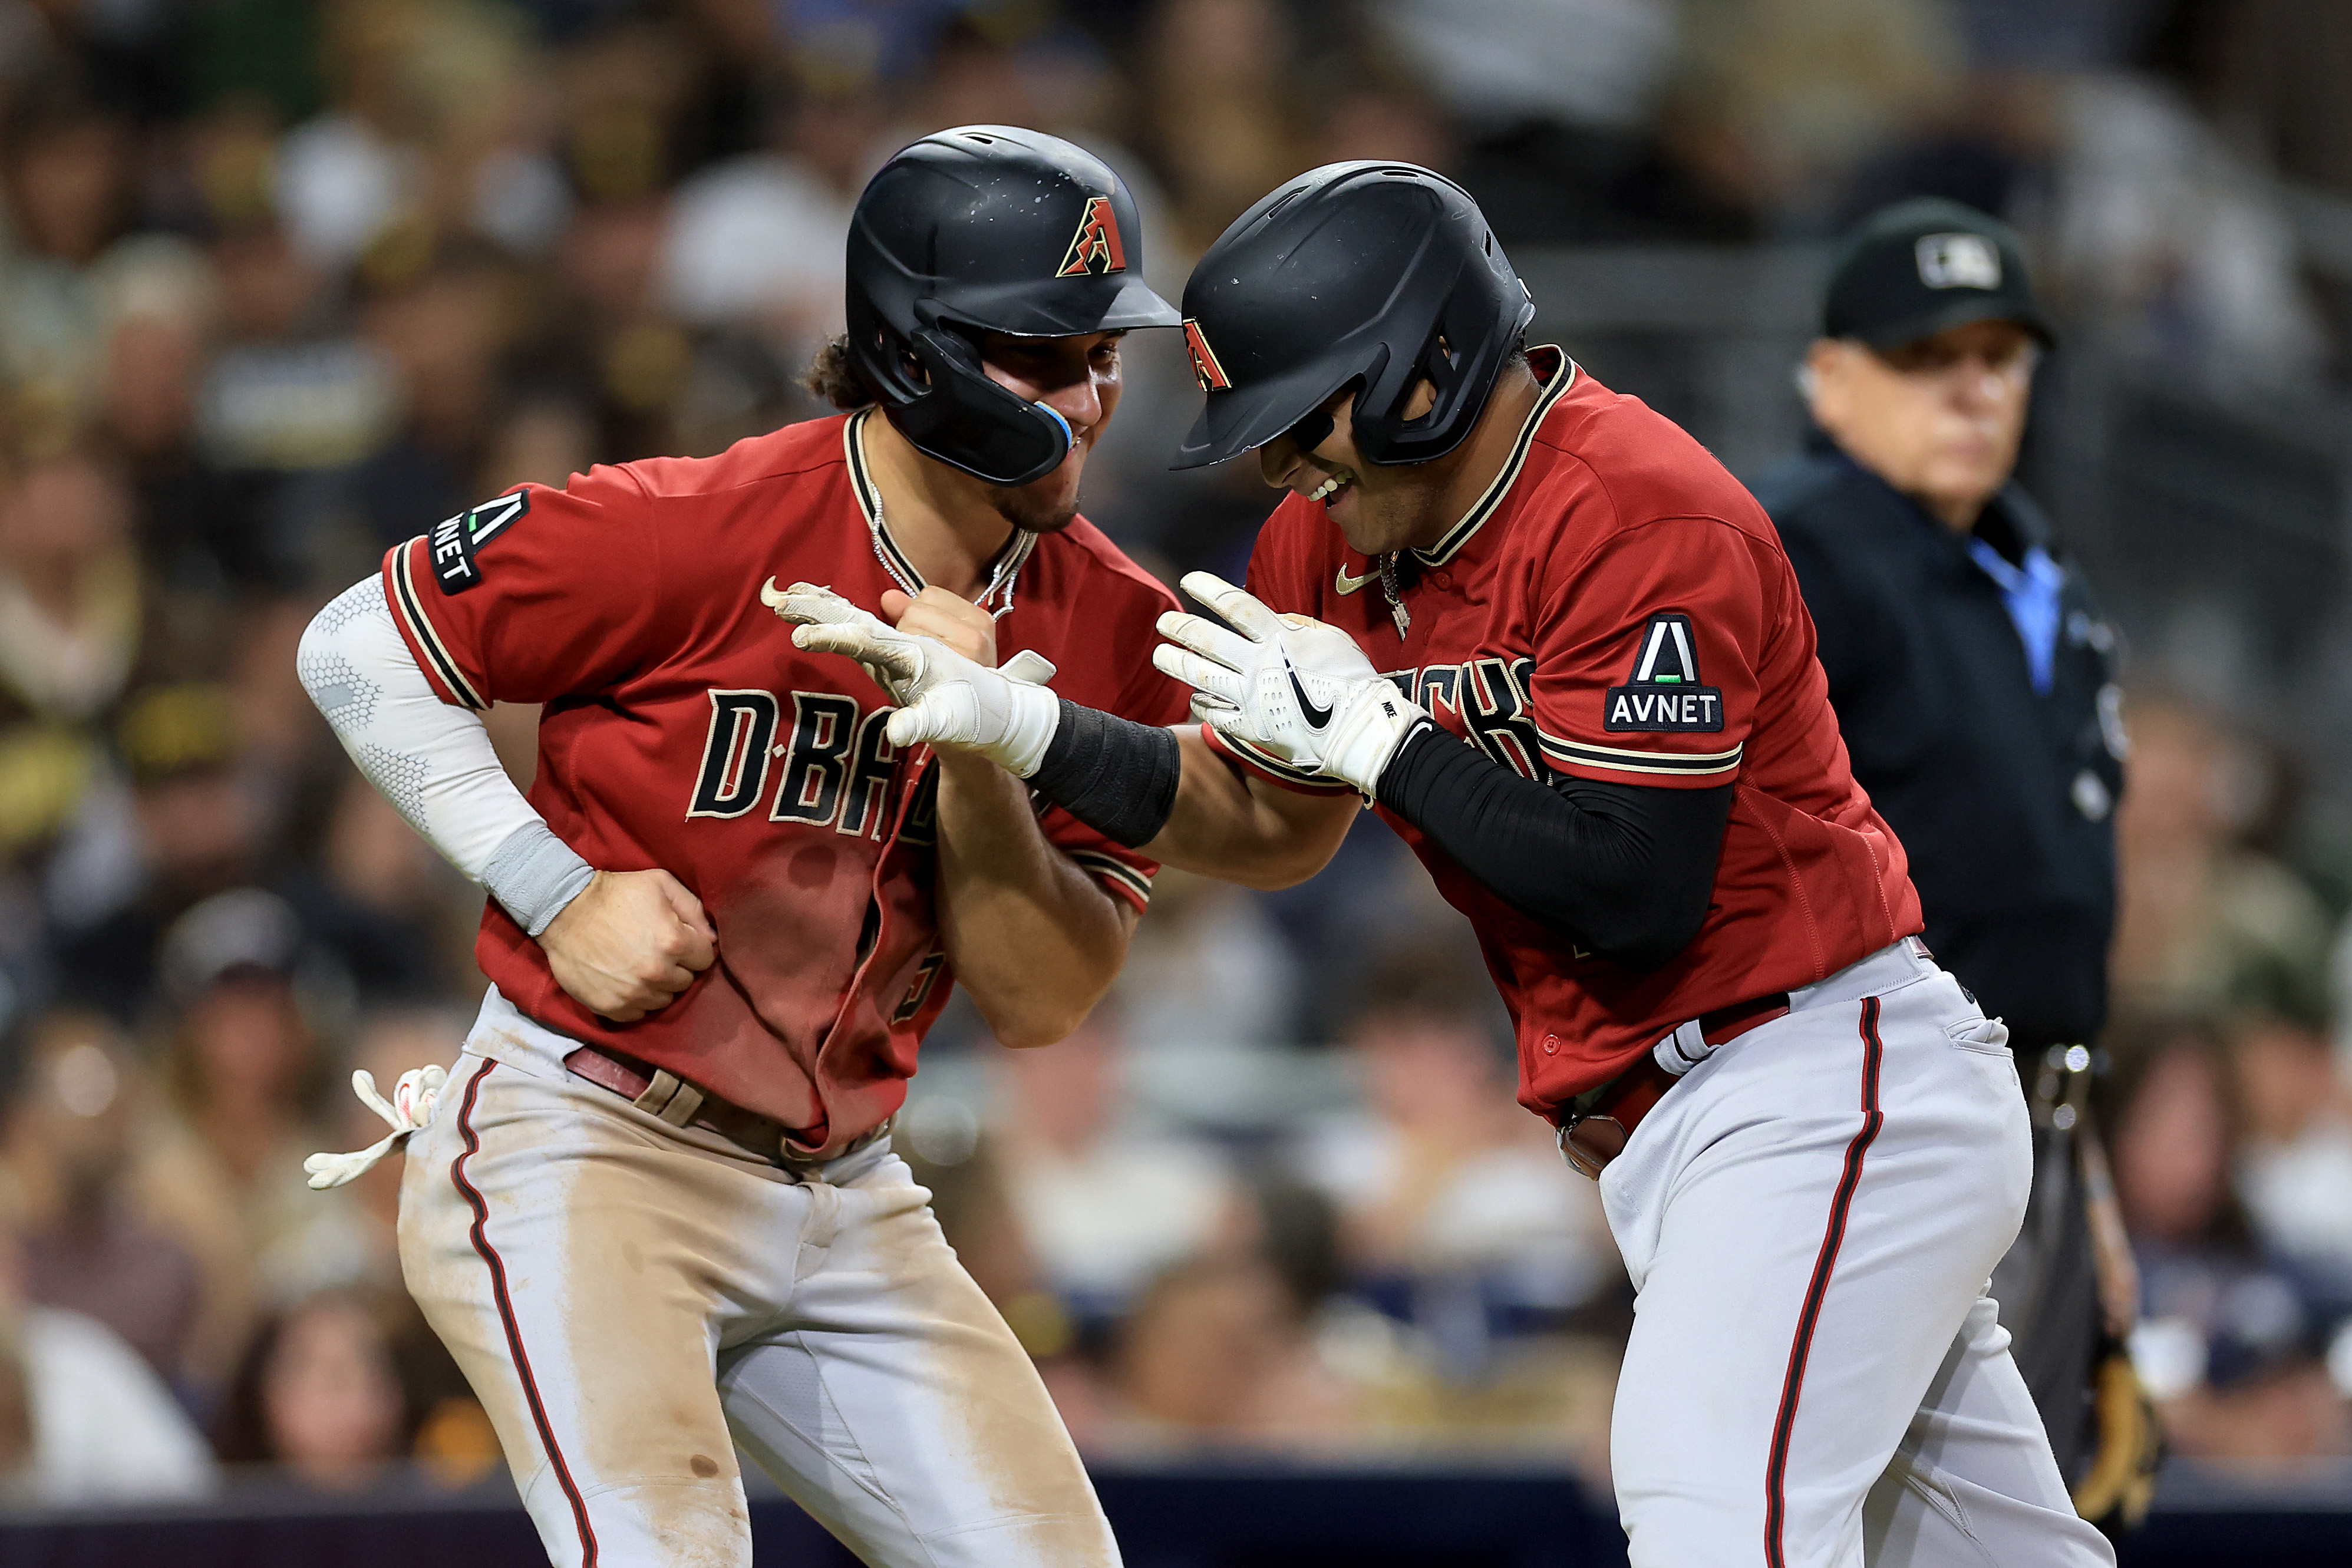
left=846, top=126, right=1179, bottom=487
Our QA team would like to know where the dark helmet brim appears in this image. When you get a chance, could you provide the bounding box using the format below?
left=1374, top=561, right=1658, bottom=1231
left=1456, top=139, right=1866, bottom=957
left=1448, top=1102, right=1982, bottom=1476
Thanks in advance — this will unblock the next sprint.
left=933, top=273, right=1182, bottom=338
left=1170, top=357, right=1362, bottom=471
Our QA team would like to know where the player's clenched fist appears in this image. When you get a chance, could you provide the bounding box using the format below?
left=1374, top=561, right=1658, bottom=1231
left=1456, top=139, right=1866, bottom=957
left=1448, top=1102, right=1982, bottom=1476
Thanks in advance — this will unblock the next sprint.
left=538, top=868, right=717, bottom=1023
left=762, top=579, right=1061, bottom=775
left=1152, top=571, right=1426, bottom=795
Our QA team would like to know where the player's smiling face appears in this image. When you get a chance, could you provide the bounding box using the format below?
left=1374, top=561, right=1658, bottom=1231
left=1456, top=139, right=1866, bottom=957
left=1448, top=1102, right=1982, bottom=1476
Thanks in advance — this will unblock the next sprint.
left=1256, top=382, right=1451, bottom=557
left=974, top=329, right=1124, bottom=533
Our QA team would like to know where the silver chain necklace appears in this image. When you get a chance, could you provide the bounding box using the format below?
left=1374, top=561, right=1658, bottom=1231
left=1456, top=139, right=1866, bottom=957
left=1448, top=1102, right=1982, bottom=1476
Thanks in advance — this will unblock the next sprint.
left=859, top=417, right=1030, bottom=619
left=1377, top=552, right=1410, bottom=638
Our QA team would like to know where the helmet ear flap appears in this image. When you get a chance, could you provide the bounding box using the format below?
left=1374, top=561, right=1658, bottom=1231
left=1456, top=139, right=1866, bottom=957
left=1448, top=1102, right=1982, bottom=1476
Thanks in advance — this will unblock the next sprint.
left=843, top=278, right=1073, bottom=486
left=896, top=326, right=1073, bottom=487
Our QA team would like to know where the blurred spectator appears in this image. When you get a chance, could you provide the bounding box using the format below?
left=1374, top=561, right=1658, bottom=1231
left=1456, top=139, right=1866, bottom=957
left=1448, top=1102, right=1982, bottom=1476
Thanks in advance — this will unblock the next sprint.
left=2231, top=1016, right=2352, bottom=1306
left=0, top=1200, right=216, bottom=1505
left=0, top=87, right=137, bottom=421
left=2109, top=696, right=2334, bottom=1030
left=1109, top=1253, right=1360, bottom=1447
left=211, top=1287, right=433, bottom=1488
left=4, top=1011, right=203, bottom=1385
left=1667, top=0, right=1964, bottom=228
left=991, top=1008, right=1243, bottom=1325
left=2046, top=70, right=2328, bottom=389
left=1289, top=945, right=1617, bottom=1369
left=1113, top=867, right=1299, bottom=1053
left=2105, top=1015, right=2352, bottom=1460
left=133, top=889, right=365, bottom=1390
left=1143, top=0, right=1302, bottom=245
left=657, top=85, right=877, bottom=342
left=52, top=685, right=257, bottom=1016
left=277, top=772, right=471, bottom=1006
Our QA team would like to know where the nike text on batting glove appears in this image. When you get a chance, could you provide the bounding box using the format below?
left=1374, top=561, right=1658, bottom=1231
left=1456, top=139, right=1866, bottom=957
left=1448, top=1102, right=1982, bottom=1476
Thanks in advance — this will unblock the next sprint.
left=1150, top=571, right=1426, bottom=797
left=761, top=580, right=1060, bottom=776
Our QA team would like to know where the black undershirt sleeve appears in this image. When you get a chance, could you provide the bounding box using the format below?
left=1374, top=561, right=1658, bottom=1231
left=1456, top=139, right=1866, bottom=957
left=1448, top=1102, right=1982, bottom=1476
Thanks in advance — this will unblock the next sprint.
left=1375, top=721, right=1732, bottom=972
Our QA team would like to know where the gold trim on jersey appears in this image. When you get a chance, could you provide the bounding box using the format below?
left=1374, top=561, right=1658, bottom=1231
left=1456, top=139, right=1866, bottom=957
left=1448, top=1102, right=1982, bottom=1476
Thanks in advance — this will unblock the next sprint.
left=1536, top=727, right=1743, bottom=778
left=843, top=409, right=1040, bottom=615
left=390, top=538, right=487, bottom=711
left=1068, top=849, right=1156, bottom=907
left=1408, top=346, right=1579, bottom=569
left=1215, top=730, right=1355, bottom=792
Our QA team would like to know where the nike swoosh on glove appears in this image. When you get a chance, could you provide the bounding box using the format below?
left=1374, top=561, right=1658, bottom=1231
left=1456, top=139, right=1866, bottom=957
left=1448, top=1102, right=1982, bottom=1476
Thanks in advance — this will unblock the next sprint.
left=1151, top=570, right=1426, bottom=797
left=761, top=580, right=1060, bottom=776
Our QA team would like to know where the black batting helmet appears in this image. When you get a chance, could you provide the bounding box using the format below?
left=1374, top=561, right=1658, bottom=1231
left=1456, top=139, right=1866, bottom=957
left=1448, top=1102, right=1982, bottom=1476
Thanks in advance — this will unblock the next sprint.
left=847, top=125, right=1180, bottom=487
left=1171, top=163, right=1534, bottom=471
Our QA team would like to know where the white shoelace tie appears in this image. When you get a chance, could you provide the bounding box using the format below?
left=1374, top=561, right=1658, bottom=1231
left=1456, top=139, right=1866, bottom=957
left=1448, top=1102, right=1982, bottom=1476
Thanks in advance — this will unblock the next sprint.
left=304, top=1065, right=448, bottom=1190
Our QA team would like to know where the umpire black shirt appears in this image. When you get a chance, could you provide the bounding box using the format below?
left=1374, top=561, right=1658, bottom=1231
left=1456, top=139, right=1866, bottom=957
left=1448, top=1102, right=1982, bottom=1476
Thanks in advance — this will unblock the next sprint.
left=1750, top=433, right=2125, bottom=1051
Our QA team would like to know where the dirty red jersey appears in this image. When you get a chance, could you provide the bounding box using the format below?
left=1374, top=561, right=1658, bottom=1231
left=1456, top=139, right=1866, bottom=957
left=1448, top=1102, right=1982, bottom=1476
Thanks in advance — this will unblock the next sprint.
left=382, top=409, right=1186, bottom=1148
left=1208, top=348, right=1922, bottom=1115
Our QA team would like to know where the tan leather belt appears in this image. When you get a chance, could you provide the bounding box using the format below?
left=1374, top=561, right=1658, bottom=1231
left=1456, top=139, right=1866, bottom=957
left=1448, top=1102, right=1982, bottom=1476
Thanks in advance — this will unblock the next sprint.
left=563, top=1044, right=885, bottom=1168
left=1557, top=992, right=1792, bottom=1179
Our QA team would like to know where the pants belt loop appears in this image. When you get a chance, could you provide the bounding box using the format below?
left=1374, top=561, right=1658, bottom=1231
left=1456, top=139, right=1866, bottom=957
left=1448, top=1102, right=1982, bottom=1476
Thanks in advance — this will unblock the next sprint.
left=635, top=1069, right=705, bottom=1128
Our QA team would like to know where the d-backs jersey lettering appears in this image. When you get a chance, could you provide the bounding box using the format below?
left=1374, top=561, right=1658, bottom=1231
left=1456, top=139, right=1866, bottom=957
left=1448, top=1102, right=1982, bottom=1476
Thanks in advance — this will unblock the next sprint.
left=1207, top=348, right=1923, bottom=1115
left=382, top=410, right=1187, bottom=1149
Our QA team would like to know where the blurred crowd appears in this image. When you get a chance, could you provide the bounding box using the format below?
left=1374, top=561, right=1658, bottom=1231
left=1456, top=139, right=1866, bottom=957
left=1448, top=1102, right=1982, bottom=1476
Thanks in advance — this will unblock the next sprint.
left=0, top=0, right=2350, bottom=1513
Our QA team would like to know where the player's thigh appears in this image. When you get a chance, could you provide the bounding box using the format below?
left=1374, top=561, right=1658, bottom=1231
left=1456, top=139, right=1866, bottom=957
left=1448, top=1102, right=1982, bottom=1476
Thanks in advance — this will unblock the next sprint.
left=1608, top=1002, right=2028, bottom=1567
left=719, top=1154, right=1117, bottom=1568
left=1865, top=1297, right=2115, bottom=1568
left=400, top=1054, right=780, bottom=1567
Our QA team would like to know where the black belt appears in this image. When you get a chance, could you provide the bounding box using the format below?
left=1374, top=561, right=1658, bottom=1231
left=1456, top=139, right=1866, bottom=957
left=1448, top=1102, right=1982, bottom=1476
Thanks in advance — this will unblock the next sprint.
left=1556, top=992, right=1792, bottom=1179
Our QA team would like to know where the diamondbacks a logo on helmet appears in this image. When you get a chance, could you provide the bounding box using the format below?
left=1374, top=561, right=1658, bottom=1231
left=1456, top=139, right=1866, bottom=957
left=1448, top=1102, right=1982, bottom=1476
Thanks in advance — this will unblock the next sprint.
left=1183, top=319, right=1232, bottom=392
left=1057, top=196, right=1128, bottom=276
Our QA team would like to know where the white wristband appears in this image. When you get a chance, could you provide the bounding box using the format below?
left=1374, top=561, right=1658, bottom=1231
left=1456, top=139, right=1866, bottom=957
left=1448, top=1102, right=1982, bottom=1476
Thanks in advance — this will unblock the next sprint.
left=1321, top=680, right=1426, bottom=797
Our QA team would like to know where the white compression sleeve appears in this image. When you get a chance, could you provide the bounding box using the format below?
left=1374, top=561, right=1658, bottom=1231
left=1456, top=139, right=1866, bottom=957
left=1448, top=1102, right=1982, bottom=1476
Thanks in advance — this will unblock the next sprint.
left=297, top=576, right=593, bottom=936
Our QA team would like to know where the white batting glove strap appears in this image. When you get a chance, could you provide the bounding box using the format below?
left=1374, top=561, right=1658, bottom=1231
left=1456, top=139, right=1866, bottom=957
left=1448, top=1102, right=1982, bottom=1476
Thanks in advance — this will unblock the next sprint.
left=305, top=1064, right=448, bottom=1190
left=1320, top=678, right=1425, bottom=796
left=764, top=579, right=1061, bottom=777
left=1153, top=571, right=1425, bottom=792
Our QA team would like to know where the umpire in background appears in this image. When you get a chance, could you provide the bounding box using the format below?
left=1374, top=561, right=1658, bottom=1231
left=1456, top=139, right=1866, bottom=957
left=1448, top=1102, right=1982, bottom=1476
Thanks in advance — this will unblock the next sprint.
left=1751, top=197, right=2155, bottom=1534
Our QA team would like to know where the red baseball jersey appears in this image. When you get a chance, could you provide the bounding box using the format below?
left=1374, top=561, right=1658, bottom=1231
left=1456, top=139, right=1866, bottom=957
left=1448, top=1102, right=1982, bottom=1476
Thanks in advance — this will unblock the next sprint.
left=382, top=410, right=1186, bottom=1150
left=1208, top=348, right=1922, bottom=1116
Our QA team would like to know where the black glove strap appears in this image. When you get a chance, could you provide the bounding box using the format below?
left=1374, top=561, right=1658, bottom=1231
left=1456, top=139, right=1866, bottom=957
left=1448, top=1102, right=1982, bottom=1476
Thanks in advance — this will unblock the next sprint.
left=1027, top=700, right=1182, bottom=849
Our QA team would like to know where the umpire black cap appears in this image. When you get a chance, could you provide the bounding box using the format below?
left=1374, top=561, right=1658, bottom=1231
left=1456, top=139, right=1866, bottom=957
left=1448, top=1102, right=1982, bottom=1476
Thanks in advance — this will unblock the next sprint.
left=1172, top=162, right=1535, bottom=471
left=1822, top=197, right=2054, bottom=351
left=847, top=126, right=1181, bottom=487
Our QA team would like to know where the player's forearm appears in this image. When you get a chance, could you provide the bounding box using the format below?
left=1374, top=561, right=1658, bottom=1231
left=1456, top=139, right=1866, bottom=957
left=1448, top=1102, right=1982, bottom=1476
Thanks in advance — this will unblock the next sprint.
left=932, top=752, right=1134, bottom=1048
left=1024, top=711, right=1347, bottom=889
left=297, top=576, right=593, bottom=936
left=1139, top=728, right=1354, bottom=889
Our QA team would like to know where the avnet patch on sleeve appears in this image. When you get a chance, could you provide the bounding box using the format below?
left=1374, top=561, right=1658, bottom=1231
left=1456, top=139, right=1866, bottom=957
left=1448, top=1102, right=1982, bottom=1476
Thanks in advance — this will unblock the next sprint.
left=1604, top=612, right=1725, bottom=732
left=428, top=490, right=531, bottom=595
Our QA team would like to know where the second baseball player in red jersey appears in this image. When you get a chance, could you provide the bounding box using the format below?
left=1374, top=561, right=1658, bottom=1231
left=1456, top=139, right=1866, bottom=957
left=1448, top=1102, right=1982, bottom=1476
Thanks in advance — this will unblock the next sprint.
left=789, top=164, right=2116, bottom=1568
left=299, top=127, right=1186, bottom=1568
left=1209, top=342, right=1922, bottom=1110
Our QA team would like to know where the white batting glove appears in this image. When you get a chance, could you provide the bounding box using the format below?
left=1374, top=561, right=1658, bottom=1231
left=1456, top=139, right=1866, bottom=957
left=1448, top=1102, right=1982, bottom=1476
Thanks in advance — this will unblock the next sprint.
left=1152, top=572, right=1425, bottom=797
left=761, top=580, right=1061, bottom=776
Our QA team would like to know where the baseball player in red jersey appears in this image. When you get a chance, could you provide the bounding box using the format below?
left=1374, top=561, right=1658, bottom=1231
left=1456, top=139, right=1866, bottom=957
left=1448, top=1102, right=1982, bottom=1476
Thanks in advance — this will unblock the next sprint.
left=296, top=127, right=1186, bottom=1567
left=784, top=165, right=2116, bottom=1567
